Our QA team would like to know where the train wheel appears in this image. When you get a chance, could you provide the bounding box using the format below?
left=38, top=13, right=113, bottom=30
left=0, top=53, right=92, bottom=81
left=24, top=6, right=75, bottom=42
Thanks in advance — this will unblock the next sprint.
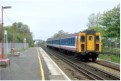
left=66, top=51, right=69, bottom=55
left=85, top=57, right=89, bottom=62
left=92, top=58, right=96, bottom=62
left=74, top=53, right=78, bottom=59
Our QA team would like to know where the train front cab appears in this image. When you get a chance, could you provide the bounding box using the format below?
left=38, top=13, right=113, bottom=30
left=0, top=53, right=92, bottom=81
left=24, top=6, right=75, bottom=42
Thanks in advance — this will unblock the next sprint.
left=78, top=32, right=101, bottom=62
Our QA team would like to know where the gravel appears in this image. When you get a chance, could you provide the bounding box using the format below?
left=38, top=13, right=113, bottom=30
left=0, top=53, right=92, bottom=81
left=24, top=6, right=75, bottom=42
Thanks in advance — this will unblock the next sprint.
left=86, top=62, right=120, bottom=77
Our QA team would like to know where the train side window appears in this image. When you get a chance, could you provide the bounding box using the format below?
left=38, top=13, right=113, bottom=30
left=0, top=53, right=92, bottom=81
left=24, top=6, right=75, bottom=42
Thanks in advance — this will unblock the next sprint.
left=69, top=38, right=71, bottom=45
left=73, top=38, right=75, bottom=46
left=89, top=36, right=92, bottom=40
left=70, top=38, right=72, bottom=45
left=96, top=36, right=99, bottom=42
left=80, top=36, right=85, bottom=42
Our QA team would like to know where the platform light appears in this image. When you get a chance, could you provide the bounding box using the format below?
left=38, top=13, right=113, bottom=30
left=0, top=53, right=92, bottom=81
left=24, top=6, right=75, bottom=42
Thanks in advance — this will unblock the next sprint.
left=1, top=6, right=11, bottom=59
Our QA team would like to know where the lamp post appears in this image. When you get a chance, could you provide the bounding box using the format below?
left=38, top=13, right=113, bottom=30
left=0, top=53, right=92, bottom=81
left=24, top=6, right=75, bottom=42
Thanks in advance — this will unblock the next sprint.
left=12, top=24, right=15, bottom=49
left=24, top=38, right=26, bottom=48
left=23, top=32, right=25, bottom=49
left=4, top=30, right=8, bottom=55
left=28, top=32, right=31, bottom=47
left=1, top=6, right=11, bottom=59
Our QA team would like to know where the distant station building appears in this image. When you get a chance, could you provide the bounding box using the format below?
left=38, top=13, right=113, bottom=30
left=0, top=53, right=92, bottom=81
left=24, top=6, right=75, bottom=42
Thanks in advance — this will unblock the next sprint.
left=34, top=39, right=45, bottom=46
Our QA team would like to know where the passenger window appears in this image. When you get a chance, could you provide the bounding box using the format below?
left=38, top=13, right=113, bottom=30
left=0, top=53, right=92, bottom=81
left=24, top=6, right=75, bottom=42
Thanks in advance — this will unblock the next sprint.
left=89, top=36, right=92, bottom=40
left=96, top=36, right=99, bottom=42
left=80, top=36, right=85, bottom=42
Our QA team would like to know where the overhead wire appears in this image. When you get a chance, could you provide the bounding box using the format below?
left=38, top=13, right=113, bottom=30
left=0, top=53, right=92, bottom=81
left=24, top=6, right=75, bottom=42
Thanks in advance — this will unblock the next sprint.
left=3, top=8, right=16, bottom=48
left=0, top=4, right=13, bottom=24
left=3, top=9, right=13, bottom=24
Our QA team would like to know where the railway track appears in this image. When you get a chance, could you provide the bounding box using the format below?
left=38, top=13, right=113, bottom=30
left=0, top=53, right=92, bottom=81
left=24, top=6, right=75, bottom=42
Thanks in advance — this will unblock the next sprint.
left=96, top=61, right=120, bottom=71
left=41, top=46, right=120, bottom=80
left=79, top=62, right=120, bottom=80
left=85, top=62, right=120, bottom=77
left=42, top=46, right=104, bottom=80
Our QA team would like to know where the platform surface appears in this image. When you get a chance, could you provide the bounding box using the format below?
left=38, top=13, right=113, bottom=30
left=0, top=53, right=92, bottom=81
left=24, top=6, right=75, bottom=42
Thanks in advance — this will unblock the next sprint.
left=0, top=47, right=70, bottom=80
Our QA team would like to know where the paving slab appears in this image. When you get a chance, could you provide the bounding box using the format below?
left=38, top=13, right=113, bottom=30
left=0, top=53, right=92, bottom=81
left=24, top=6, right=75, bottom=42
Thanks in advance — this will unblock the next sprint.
left=0, top=47, right=70, bottom=80
left=0, top=48, right=42, bottom=80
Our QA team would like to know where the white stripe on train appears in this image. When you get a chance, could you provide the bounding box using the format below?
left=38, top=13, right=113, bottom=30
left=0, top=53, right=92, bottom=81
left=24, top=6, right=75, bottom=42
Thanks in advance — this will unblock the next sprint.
left=47, top=44, right=77, bottom=51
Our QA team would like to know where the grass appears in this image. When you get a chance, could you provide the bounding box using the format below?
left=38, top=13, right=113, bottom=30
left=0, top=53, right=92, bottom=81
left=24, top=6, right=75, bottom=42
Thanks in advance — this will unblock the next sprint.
left=98, top=54, right=120, bottom=63
left=102, top=47, right=120, bottom=54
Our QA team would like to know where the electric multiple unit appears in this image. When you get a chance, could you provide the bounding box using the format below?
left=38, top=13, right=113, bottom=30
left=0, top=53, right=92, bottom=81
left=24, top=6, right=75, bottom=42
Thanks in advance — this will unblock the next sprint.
left=46, top=30, right=101, bottom=62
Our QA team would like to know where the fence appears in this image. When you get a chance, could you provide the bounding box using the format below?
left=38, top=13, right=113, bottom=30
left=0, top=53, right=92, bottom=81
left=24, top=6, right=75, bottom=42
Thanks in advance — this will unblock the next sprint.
left=0, top=43, right=28, bottom=58
left=102, top=37, right=120, bottom=56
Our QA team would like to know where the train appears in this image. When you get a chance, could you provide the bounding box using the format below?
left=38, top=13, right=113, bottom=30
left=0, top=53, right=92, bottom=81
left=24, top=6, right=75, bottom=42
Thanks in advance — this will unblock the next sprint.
left=46, top=30, right=102, bottom=62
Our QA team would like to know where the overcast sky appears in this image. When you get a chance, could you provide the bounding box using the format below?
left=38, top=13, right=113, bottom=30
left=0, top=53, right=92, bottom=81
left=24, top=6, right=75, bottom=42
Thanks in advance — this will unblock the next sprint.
left=0, top=0, right=119, bottom=40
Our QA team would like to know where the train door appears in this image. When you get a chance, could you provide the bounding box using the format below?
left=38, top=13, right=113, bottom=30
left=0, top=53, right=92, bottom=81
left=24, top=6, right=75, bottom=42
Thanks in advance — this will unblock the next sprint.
left=79, top=33, right=86, bottom=52
left=87, top=35, right=95, bottom=51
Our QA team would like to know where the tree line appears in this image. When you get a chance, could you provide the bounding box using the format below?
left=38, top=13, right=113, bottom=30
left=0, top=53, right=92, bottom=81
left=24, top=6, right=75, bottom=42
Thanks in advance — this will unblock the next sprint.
left=0, top=22, right=34, bottom=47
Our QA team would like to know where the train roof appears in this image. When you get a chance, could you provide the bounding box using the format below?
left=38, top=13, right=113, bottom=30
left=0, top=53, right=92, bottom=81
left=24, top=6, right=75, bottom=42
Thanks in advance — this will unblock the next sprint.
left=47, top=33, right=78, bottom=41
left=47, top=30, right=97, bottom=41
left=81, top=30, right=96, bottom=34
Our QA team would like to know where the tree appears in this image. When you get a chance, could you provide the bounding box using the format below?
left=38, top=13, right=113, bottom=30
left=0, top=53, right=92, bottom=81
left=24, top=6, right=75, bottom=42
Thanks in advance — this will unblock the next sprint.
left=87, top=4, right=120, bottom=38
left=100, top=4, right=120, bottom=38
left=52, top=30, right=69, bottom=38
left=4, top=25, right=13, bottom=42
left=12, top=22, right=33, bottom=43
left=87, top=13, right=105, bottom=36
left=87, top=13, right=102, bottom=28
left=0, top=22, right=34, bottom=47
left=47, top=30, right=69, bottom=40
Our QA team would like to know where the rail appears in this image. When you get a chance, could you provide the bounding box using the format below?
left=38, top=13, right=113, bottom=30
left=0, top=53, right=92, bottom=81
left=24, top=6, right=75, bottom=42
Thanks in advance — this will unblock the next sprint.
left=41, top=46, right=120, bottom=80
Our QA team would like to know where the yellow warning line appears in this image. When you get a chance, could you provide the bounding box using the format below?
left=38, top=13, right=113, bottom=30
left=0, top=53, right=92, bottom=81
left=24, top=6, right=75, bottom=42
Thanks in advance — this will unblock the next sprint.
left=37, top=48, right=45, bottom=80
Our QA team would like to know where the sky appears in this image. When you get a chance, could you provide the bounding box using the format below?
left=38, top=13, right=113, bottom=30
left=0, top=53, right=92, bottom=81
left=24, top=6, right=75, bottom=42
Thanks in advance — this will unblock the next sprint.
left=0, top=0, right=119, bottom=40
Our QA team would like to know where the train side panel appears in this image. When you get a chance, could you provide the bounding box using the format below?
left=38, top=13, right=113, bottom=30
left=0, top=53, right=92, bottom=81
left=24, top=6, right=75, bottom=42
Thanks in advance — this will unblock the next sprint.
left=95, top=32, right=102, bottom=52
left=47, top=36, right=78, bottom=52
left=47, top=39, right=60, bottom=48
left=78, top=33, right=86, bottom=52
left=60, top=36, right=78, bottom=52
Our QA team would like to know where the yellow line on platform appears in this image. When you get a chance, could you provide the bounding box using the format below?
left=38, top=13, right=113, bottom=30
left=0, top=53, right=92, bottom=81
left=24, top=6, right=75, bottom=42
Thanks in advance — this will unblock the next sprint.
left=37, top=48, right=45, bottom=80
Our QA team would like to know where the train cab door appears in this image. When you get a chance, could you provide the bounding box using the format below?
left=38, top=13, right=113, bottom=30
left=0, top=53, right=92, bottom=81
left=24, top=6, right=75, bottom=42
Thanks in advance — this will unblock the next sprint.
left=87, top=35, right=95, bottom=51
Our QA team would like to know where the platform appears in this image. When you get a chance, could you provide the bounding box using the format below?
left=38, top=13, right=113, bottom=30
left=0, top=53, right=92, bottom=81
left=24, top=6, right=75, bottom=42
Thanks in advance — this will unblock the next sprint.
left=0, top=47, right=70, bottom=80
left=38, top=47, right=70, bottom=80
